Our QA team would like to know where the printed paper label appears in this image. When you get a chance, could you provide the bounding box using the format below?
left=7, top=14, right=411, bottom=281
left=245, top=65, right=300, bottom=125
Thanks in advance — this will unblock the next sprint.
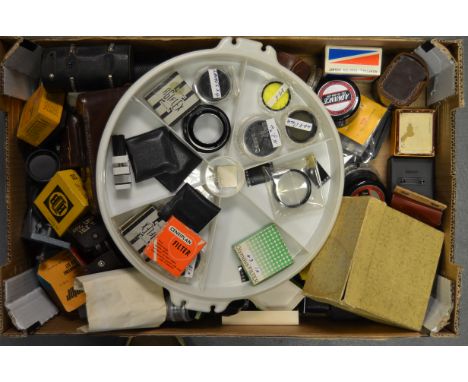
left=208, top=69, right=222, bottom=99
left=239, top=242, right=264, bottom=282
left=266, top=119, right=282, bottom=148
left=184, top=257, right=197, bottom=278
left=286, top=117, right=313, bottom=132
left=267, top=84, right=289, bottom=108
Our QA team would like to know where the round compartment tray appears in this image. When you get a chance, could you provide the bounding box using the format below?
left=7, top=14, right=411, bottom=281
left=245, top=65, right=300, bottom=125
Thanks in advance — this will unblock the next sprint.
left=96, top=37, right=344, bottom=312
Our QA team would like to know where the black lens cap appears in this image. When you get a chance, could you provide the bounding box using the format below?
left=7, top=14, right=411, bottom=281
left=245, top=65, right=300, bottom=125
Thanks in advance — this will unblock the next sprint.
left=26, top=149, right=60, bottom=183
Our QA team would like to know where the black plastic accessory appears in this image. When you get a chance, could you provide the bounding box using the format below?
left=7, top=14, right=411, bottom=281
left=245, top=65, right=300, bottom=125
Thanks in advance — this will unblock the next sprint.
left=182, top=104, right=231, bottom=153
left=68, top=215, right=110, bottom=261
left=245, top=162, right=273, bottom=186
left=159, top=184, right=220, bottom=233
left=388, top=157, right=434, bottom=199
left=125, top=127, right=178, bottom=183
left=84, top=250, right=127, bottom=274
left=111, top=135, right=131, bottom=190
left=154, top=131, right=203, bottom=193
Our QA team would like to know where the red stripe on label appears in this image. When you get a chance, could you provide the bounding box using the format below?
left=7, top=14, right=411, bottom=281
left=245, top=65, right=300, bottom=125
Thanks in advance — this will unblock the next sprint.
left=333, top=54, right=380, bottom=66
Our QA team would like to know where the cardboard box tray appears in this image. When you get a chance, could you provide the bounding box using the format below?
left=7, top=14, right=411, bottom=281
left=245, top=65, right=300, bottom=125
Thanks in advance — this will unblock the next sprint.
left=0, top=36, right=463, bottom=339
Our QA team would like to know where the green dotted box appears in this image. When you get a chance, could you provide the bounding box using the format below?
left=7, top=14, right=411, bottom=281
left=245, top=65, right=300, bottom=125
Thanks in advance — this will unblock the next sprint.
left=233, top=224, right=293, bottom=285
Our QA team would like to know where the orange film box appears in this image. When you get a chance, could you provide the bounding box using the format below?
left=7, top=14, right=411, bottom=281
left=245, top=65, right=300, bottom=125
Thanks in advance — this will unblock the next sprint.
left=144, top=216, right=206, bottom=277
left=16, top=84, right=65, bottom=146
left=37, top=250, right=86, bottom=312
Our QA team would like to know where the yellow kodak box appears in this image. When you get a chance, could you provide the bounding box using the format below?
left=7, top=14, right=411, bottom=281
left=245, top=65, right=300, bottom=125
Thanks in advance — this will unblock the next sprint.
left=16, top=84, right=64, bottom=146
left=34, top=170, right=89, bottom=236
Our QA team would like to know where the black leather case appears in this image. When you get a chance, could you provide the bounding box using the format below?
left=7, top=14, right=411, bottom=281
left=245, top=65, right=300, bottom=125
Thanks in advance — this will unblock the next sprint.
left=387, top=157, right=434, bottom=198
left=41, top=44, right=133, bottom=92
left=159, top=184, right=220, bottom=233
left=154, top=131, right=203, bottom=193
left=125, top=127, right=178, bottom=183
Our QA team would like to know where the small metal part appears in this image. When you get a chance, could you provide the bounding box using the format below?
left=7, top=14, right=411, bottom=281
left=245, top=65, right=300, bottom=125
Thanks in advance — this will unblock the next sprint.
left=69, top=76, right=76, bottom=92
left=108, top=74, right=114, bottom=88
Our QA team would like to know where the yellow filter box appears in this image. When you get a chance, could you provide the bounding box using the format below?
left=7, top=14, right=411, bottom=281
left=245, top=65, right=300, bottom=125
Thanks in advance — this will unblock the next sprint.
left=34, top=170, right=89, bottom=236
left=337, top=95, right=387, bottom=146
left=16, top=84, right=65, bottom=146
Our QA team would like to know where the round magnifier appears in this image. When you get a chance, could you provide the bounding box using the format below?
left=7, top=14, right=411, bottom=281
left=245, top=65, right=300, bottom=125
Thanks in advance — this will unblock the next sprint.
left=273, top=169, right=312, bottom=208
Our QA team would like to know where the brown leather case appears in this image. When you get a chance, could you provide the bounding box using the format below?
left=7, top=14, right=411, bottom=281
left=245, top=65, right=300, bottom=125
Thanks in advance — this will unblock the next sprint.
left=375, top=53, right=428, bottom=107
left=390, top=186, right=446, bottom=227
left=75, top=85, right=130, bottom=214
left=59, top=112, right=84, bottom=170
left=277, top=51, right=311, bottom=82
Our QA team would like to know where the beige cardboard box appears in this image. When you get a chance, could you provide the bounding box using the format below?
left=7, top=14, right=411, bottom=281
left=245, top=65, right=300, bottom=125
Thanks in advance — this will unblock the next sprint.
left=304, top=197, right=444, bottom=331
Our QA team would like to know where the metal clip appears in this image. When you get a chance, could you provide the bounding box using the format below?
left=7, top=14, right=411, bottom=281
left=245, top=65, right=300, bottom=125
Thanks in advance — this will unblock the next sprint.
left=399, top=177, right=425, bottom=185
left=69, top=76, right=76, bottom=92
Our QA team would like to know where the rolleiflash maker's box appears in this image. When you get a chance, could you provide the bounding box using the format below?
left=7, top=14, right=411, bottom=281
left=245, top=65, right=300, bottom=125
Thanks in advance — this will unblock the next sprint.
left=0, top=37, right=464, bottom=340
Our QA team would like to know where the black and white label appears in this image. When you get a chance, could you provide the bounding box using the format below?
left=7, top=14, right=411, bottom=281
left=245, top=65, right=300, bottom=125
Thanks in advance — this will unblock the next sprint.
left=121, top=207, right=164, bottom=254
left=286, top=117, right=314, bottom=132
left=112, top=155, right=131, bottom=175
left=267, top=83, right=289, bottom=108
left=112, top=155, right=131, bottom=190
left=266, top=119, right=282, bottom=148
left=208, top=69, right=222, bottom=99
left=145, top=72, right=200, bottom=125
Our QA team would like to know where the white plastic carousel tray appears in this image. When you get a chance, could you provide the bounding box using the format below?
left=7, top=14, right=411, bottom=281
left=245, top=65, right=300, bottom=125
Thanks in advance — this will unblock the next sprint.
left=96, top=37, right=344, bottom=313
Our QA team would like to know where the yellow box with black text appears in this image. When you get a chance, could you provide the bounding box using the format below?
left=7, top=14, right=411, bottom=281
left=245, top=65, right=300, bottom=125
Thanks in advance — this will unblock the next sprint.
left=34, top=170, right=89, bottom=236
left=16, top=84, right=64, bottom=146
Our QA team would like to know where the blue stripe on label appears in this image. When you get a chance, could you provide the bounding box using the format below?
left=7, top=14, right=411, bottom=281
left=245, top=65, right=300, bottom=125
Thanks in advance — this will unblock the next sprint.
left=328, top=48, right=377, bottom=60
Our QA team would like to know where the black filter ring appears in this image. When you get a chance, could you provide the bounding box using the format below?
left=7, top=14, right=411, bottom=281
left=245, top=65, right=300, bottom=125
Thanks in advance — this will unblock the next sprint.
left=272, top=169, right=313, bottom=208
left=182, top=104, right=231, bottom=153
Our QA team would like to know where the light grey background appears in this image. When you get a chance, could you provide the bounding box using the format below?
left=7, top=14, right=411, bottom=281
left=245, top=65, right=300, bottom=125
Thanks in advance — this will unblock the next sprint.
left=1, top=37, right=466, bottom=346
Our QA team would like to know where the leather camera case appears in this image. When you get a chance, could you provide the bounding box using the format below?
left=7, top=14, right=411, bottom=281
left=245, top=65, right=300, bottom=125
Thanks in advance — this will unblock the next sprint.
left=41, top=44, right=133, bottom=92
left=375, top=52, right=428, bottom=107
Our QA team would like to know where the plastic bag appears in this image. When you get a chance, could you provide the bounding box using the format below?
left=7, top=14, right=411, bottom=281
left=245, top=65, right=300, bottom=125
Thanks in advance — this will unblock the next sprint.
left=266, top=154, right=325, bottom=218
